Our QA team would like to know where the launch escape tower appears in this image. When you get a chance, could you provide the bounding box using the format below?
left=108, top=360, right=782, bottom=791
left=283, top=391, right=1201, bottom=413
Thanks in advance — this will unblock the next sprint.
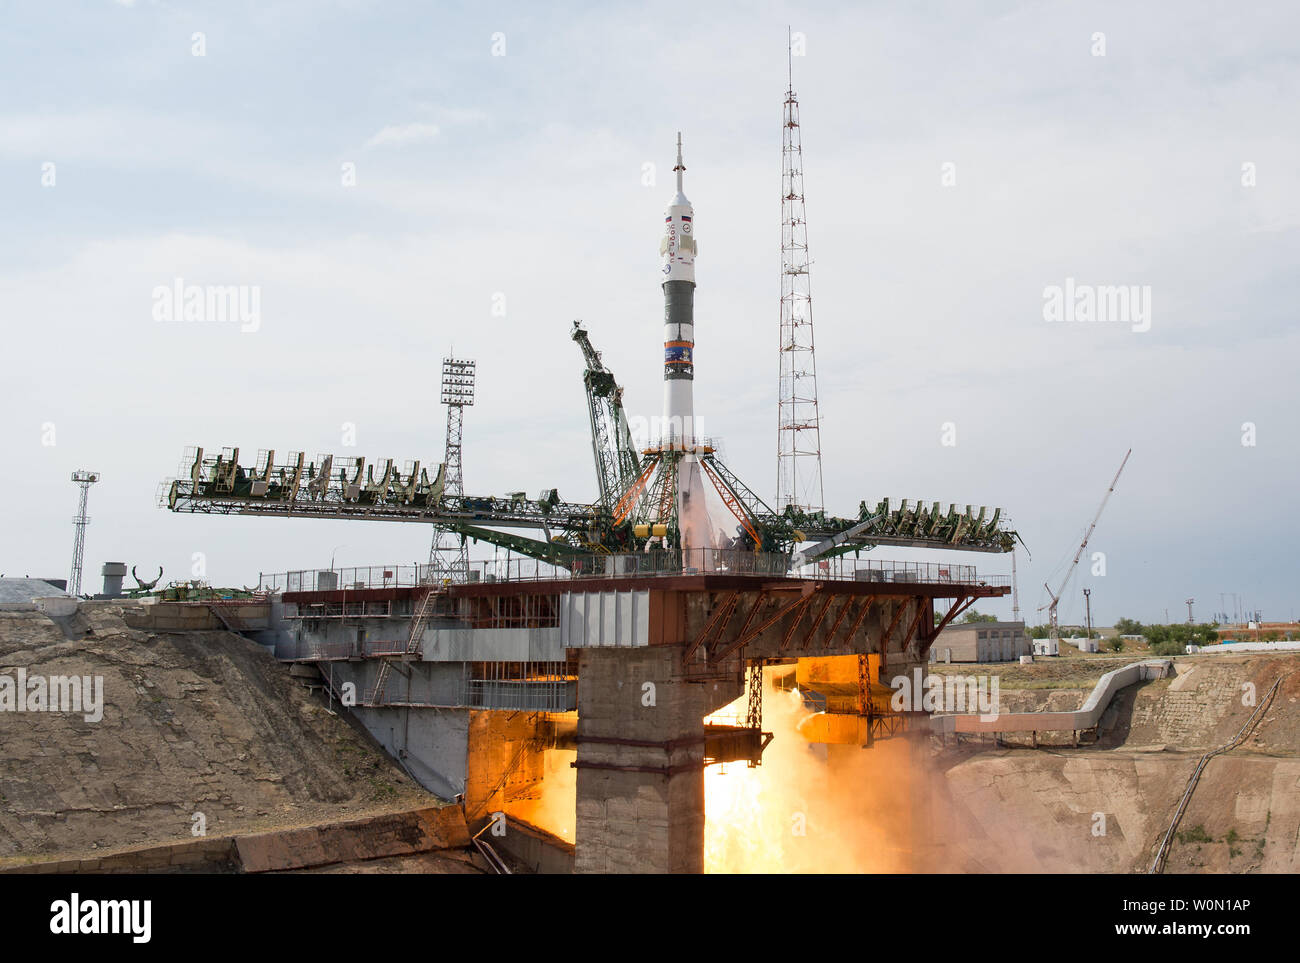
left=776, top=43, right=825, bottom=516
left=68, top=470, right=99, bottom=597
left=427, top=358, right=474, bottom=583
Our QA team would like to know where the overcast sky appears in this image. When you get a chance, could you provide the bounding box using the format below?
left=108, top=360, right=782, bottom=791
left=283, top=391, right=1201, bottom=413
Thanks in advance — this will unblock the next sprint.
left=2, top=1, right=1296, bottom=626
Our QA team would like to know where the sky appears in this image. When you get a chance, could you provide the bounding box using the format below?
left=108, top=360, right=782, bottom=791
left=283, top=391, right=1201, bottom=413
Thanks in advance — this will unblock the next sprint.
left=1, top=0, right=1296, bottom=627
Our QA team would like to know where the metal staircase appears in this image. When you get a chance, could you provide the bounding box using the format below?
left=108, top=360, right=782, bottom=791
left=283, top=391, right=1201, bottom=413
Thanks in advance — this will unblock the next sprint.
left=366, top=586, right=441, bottom=705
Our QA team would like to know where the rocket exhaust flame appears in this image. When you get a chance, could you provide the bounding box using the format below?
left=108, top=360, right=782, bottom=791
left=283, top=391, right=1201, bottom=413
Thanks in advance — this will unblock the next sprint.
left=704, top=668, right=919, bottom=873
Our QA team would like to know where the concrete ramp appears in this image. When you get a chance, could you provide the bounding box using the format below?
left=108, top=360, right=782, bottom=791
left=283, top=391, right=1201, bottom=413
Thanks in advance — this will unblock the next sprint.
left=234, top=806, right=469, bottom=872
left=3, top=806, right=470, bottom=874
left=932, top=659, right=1173, bottom=736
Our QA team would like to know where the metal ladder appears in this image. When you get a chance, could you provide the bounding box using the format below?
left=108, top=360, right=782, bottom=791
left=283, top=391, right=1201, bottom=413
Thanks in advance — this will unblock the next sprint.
left=368, top=586, right=440, bottom=705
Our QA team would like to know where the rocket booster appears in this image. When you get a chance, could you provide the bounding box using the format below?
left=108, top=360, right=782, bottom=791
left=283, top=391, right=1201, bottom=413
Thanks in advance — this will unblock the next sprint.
left=661, top=132, right=697, bottom=450
left=659, top=134, right=714, bottom=558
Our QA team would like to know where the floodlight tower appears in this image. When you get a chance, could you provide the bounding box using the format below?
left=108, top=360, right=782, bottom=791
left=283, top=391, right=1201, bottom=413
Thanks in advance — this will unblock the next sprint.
left=427, top=359, right=475, bottom=582
left=776, top=36, right=825, bottom=515
left=69, top=470, right=100, bottom=596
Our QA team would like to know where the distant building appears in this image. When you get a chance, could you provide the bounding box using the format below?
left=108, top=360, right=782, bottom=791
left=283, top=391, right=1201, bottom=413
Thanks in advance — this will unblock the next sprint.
left=931, top=621, right=1029, bottom=663
left=1031, top=637, right=1058, bottom=657
left=0, top=578, right=71, bottom=611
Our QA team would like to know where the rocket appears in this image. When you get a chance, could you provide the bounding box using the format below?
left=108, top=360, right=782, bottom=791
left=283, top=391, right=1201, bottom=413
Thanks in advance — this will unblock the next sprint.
left=661, top=132, right=697, bottom=449
left=659, top=133, right=713, bottom=557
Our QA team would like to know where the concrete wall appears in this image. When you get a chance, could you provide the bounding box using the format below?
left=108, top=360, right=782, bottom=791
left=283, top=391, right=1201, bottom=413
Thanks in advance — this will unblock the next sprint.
left=464, top=711, right=546, bottom=826
left=574, top=647, right=736, bottom=874
left=323, top=671, right=471, bottom=801
left=497, top=817, right=575, bottom=874
left=932, top=659, right=1173, bottom=735
left=122, top=602, right=220, bottom=632
left=2, top=806, right=469, bottom=874
left=1201, top=641, right=1300, bottom=653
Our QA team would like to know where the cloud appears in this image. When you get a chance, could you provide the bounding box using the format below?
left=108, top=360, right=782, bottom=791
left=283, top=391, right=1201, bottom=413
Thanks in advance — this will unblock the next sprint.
left=363, top=122, right=440, bottom=150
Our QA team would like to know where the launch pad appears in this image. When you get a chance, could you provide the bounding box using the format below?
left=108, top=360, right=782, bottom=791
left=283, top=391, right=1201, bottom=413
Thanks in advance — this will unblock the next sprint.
left=157, top=134, right=1017, bottom=872
left=262, top=549, right=1006, bottom=872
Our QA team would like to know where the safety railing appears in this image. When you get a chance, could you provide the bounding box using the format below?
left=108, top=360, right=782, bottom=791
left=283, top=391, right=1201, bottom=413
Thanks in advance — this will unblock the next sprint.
left=262, top=551, right=1007, bottom=592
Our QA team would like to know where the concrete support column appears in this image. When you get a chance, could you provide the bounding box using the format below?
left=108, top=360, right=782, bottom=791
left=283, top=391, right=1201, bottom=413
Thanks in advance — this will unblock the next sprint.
left=902, top=727, right=936, bottom=872
left=574, top=646, right=711, bottom=874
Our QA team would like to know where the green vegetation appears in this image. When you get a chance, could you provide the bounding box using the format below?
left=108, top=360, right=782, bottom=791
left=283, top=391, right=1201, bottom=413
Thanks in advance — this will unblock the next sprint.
left=960, top=611, right=998, bottom=624
left=1105, top=637, right=1125, bottom=653
left=1177, top=824, right=1213, bottom=845
left=1028, top=623, right=1100, bottom=639
left=1113, top=617, right=1219, bottom=655
left=1114, top=617, right=1142, bottom=636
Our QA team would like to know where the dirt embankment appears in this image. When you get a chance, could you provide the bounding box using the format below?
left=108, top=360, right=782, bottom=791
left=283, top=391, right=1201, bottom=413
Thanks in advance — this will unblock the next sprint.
left=928, top=655, right=1300, bottom=873
left=0, top=603, right=437, bottom=865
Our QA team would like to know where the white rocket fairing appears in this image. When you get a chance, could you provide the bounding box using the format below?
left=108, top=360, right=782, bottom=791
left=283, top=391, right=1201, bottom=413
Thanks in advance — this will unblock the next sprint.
left=659, top=133, right=713, bottom=559
left=661, top=132, right=697, bottom=448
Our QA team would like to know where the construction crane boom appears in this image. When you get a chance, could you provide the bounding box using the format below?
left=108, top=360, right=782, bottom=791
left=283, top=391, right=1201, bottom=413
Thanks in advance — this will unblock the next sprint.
left=1040, top=448, right=1131, bottom=647
left=572, top=321, right=640, bottom=510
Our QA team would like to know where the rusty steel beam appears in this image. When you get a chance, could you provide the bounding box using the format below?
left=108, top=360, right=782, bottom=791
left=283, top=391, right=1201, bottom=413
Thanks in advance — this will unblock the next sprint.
left=575, top=734, right=705, bottom=750
left=879, top=598, right=909, bottom=652
left=820, top=596, right=857, bottom=649
left=714, top=593, right=810, bottom=664
left=684, top=590, right=738, bottom=662
left=898, top=600, right=930, bottom=656
left=929, top=594, right=975, bottom=641
left=779, top=596, right=812, bottom=651
left=798, top=594, right=837, bottom=651
left=841, top=597, right=874, bottom=650
left=708, top=591, right=768, bottom=664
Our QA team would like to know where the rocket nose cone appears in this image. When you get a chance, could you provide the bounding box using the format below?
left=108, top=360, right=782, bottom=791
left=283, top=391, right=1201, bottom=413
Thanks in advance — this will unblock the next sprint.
left=669, top=191, right=691, bottom=209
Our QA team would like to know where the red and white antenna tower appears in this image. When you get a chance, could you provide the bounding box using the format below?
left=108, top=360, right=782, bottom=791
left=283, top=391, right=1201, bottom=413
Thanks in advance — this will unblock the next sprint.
left=776, top=31, right=825, bottom=515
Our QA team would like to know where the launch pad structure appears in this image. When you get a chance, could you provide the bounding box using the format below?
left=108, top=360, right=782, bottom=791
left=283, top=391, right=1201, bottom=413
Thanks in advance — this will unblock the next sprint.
left=258, top=554, right=1005, bottom=872
left=157, top=134, right=1014, bottom=873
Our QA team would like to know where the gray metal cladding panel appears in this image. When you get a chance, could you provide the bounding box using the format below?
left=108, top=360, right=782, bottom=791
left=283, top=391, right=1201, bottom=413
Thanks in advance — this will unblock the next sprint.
left=422, top=627, right=564, bottom=662
left=559, top=590, right=649, bottom=647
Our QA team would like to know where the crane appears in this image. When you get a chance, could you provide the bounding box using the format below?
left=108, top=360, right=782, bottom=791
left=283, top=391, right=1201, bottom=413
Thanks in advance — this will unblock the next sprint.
left=1039, top=449, right=1131, bottom=654
left=571, top=321, right=641, bottom=511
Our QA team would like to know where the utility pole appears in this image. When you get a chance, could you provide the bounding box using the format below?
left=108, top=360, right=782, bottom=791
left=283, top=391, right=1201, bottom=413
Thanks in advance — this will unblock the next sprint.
left=1083, top=587, right=1092, bottom=640
left=1185, top=597, right=1195, bottom=625
left=776, top=29, right=825, bottom=516
left=428, top=358, right=475, bottom=583
left=68, top=470, right=100, bottom=596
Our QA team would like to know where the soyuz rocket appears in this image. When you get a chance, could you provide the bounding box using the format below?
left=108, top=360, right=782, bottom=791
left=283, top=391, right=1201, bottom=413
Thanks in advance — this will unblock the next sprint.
left=660, top=134, right=714, bottom=556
